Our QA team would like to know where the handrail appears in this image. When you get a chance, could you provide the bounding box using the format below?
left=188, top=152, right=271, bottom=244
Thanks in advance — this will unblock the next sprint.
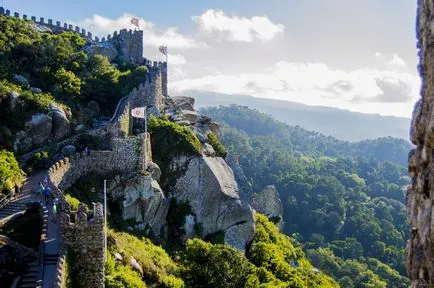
left=110, top=95, right=129, bottom=123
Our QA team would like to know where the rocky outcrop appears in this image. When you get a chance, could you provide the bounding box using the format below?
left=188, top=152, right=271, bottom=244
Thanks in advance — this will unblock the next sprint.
left=252, top=185, right=284, bottom=230
left=406, top=1, right=434, bottom=287
left=48, top=105, right=71, bottom=141
left=14, top=113, right=52, bottom=152
left=226, top=154, right=253, bottom=203
left=170, top=156, right=255, bottom=250
left=13, top=104, right=72, bottom=153
left=109, top=174, right=169, bottom=235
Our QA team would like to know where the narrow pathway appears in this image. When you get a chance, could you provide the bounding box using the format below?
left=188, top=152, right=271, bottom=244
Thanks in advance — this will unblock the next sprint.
left=0, top=171, right=63, bottom=288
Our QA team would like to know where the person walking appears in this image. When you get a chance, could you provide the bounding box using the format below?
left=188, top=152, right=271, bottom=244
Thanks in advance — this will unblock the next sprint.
left=36, top=181, right=44, bottom=196
left=44, top=185, right=51, bottom=205
left=52, top=197, right=59, bottom=223
left=14, top=183, right=20, bottom=197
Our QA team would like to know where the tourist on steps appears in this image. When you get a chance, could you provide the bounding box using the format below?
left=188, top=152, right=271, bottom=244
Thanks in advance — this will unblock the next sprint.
left=44, top=185, right=51, bottom=205
left=36, top=181, right=44, bottom=195
left=14, top=183, right=20, bottom=197
left=52, top=197, right=59, bottom=223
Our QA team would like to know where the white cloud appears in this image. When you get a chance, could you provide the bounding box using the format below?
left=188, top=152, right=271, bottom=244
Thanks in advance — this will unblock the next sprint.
left=75, top=14, right=203, bottom=49
left=170, top=61, right=420, bottom=117
left=168, top=54, right=186, bottom=65
left=192, top=9, right=284, bottom=42
left=375, top=52, right=407, bottom=67
left=389, top=53, right=406, bottom=66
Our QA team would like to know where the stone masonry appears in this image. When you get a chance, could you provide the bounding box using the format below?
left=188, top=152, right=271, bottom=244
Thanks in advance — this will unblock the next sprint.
left=62, top=203, right=105, bottom=288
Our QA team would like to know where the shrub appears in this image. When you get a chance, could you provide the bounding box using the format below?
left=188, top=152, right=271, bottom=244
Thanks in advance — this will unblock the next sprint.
left=180, top=238, right=254, bottom=288
left=31, top=151, right=49, bottom=170
left=207, top=131, right=227, bottom=158
left=106, top=230, right=184, bottom=287
left=0, top=150, right=23, bottom=194
left=65, top=193, right=80, bottom=211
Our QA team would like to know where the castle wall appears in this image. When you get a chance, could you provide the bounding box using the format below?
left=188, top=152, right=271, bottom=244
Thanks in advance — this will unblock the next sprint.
left=62, top=203, right=105, bottom=288
left=0, top=6, right=95, bottom=41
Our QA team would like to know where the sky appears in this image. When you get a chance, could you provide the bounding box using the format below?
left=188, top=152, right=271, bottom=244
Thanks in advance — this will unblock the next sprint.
left=5, top=0, right=420, bottom=118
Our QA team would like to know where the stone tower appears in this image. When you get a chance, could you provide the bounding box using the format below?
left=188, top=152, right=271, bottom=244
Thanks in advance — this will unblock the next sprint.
left=61, top=203, right=105, bottom=288
left=108, top=29, right=144, bottom=64
left=406, top=0, right=434, bottom=287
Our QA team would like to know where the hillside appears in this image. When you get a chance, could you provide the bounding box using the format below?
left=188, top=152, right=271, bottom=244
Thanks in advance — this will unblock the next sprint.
left=201, top=105, right=411, bottom=287
left=187, top=90, right=411, bottom=142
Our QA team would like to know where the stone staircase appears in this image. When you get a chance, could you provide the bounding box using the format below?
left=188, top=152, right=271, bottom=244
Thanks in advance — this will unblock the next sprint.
left=43, top=253, right=59, bottom=266
left=0, top=202, right=28, bottom=220
left=17, top=259, right=42, bottom=288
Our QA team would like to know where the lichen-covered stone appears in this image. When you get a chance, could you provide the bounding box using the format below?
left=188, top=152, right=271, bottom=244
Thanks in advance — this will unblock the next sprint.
left=111, top=174, right=168, bottom=235
left=252, top=185, right=284, bottom=230
left=170, top=156, right=255, bottom=250
left=406, top=1, right=434, bottom=286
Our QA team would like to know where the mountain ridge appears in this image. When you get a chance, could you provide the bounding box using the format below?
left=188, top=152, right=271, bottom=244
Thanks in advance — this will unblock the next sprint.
left=184, top=90, right=411, bottom=142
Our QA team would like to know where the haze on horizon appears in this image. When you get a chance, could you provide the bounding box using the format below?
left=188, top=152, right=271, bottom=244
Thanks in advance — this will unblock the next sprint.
left=7, top=0, right=420, bottom=118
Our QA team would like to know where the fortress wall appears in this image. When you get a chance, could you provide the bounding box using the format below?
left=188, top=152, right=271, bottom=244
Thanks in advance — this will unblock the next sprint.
left=61, top=203, right=105, bottom=288
left=52, top=246, right=67, bottom=288
left=0, top=6, right=95, bottom=41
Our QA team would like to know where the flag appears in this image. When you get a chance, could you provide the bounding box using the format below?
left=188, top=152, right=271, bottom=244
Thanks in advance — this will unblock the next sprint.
left=159, top=45, right=168, bottom=56
left=131, top=107, right=146, bottom=119
left=131, top=18, right=140, bottom=28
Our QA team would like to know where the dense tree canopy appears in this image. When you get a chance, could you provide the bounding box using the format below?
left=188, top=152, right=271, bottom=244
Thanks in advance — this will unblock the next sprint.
left=202, top=105, right=410, bottom=287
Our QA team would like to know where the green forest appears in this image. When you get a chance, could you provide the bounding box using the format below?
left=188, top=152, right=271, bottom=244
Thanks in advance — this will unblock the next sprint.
left=201, top=105, right=412, bottom=288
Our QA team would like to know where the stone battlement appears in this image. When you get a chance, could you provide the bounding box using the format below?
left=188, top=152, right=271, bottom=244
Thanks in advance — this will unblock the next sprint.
left=0, top=6, right=97, bottom=41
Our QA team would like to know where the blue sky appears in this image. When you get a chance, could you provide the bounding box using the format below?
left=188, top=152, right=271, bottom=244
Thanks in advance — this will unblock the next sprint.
left=4, top=0, right=419, bottom=117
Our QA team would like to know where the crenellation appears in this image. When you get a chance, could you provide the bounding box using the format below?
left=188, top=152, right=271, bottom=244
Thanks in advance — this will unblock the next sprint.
left=107, top=34, right=111, bottom=40
left=57, top=21, right=61, bottom=27
left=113, top=30, right=118, bottom=36
left=0, top=7, right=4, bottom=14
left=95, top=36, right=100, bottom=42
left=48, top=19, right=53, bottom=25
left=63, top=23, right=67, bottom=29
left=68, top=24, right=73, bottom=30
left=23, top=14, right=27, bottom=20
left=5, top=9, right=10, bottom=16
left=40, top=17, right=44, bottom=24
left=31, top=16, right=36, bottom=22
left=81, top=28, right=86, bottom=36
left=101, top=37, right=105, bottom=42
left=14, top=12, right=18, bottom=18
left=74, top=26, right=79, bottom=33
left=87, top=32, right=92, bottom=38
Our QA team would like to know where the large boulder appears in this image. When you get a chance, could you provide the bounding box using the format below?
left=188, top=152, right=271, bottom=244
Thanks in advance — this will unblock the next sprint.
left=24, top=114, right=52, bottom=148
left=110, top=174, right=169, bottom=235
left=170, top=156, right=255, bottom=250
left=252, top=185, right=284, bottom=230
left=61, top=145, right=77, bottom=157
left=226, top=154, right=253, bottom=203
left=8, top=91, right=20, bottom=110
left=48, top=105, right=71, bottom=141
left=172, top=96, right=195, bottom=111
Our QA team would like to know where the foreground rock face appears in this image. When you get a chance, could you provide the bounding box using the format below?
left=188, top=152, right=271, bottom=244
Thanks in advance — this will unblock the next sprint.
left=170, top=156, right=255, bottom=250
left=406, top=1, right=434, bottom=286
left=252, top=185, right=284, bottom=230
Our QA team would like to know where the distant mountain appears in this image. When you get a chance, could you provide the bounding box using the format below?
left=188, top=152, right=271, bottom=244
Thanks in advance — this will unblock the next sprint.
left=184, top=90, right=411, bottom=142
